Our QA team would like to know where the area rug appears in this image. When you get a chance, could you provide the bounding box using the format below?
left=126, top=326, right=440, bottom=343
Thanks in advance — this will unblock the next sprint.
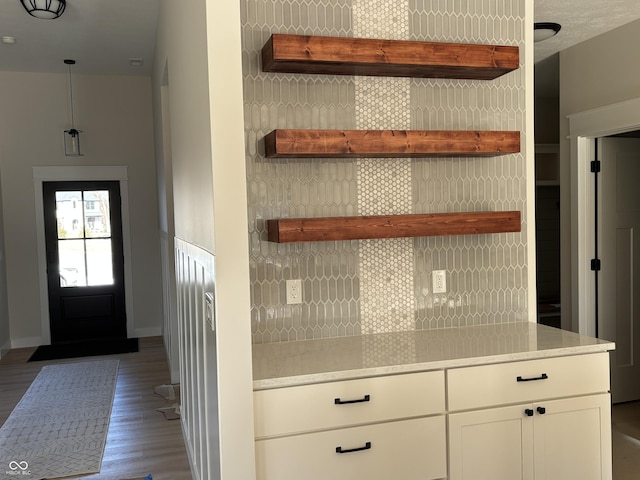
left=0, top=360, right=119, bottom=480
left=28, top=338, right=138, bottom=362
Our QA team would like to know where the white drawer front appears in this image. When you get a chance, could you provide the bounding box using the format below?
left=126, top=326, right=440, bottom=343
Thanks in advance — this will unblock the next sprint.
left=254, top=370, right=445, bottom=438
left=447, top=352, right=610, bottom=411
left=255, top=416, right=447, bottom=480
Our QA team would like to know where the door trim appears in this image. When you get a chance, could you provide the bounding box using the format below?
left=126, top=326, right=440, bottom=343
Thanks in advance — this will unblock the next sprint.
left=33, top=166, right=135, bottom=344
left=568, top=96, right=640, bottom=336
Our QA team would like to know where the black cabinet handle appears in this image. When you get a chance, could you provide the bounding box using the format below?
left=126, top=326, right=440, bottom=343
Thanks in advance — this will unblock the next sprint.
left=525, top=408, right=534, bottom=417
left=516, top=373, right=548, bottom=382
left=336, top=442, right=372, bottom=454
left=335, top=394, right=371, bottom=405
left=537, top=406, right=546, bottom=415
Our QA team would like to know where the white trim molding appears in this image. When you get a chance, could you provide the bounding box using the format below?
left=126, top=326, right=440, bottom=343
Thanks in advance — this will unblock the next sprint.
left=525, top=0, right=537, bottom=322
left=32, top=166, right=135, bottom=344
left=133, top=327, right=163, bottom=338
left=567, top=96, right=640, bottom=336
left=9, top=336, right=44, bottom=349
left=0, top=338, right=12, bottom=358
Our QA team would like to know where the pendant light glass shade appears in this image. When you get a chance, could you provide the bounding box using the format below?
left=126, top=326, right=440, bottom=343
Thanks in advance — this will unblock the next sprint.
left=20, top=0, right=66, bottom=19
left=63, top=59, right=83, bottom=157
left=64, top=128, right=82, bottom=156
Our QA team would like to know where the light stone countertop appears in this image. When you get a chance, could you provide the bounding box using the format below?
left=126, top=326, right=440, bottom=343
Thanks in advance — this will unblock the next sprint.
left=252, top=322, right=615, bottom=390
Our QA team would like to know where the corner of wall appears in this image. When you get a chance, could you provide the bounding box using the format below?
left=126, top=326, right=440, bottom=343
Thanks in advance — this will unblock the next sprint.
left=0, top=338, right=11, bottom=359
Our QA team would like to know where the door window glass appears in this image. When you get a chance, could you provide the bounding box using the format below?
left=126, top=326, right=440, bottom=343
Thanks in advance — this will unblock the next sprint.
left=55, top=190, right=114, bottom=287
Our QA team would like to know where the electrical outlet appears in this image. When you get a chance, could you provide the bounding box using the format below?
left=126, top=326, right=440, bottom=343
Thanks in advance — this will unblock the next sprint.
left=286, top=279, right=303, bottom=304
left=432, top=270, right=447, bottom=293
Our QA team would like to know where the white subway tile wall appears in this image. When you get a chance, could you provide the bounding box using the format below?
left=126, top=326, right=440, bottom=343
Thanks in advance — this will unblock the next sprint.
left=242, top=0, right=529, bottom=344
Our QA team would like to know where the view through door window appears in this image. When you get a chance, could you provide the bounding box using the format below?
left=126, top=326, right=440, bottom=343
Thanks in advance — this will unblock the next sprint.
left=55, top=190, right=114, bottom=287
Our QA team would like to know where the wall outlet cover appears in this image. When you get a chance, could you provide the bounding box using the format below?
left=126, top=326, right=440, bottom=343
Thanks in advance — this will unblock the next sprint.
left=286, top=279, right=303, bottom=304
left=432, top=270, right=447, bottom=294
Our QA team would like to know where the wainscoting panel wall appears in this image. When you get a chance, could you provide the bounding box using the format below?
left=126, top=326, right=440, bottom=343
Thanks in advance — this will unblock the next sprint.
left=160, top=231, right=180, bottom=384
left=175, top=238, right=218, bottom=480
left=243, top=0, right=530, bottom=344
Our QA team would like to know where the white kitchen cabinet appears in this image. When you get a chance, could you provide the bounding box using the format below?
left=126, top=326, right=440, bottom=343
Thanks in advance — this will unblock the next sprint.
left=448, top=353, right=612, bottom=480
left=254, top=371, right=447, bottom=480
left=253, top=326, right=615, bottom=480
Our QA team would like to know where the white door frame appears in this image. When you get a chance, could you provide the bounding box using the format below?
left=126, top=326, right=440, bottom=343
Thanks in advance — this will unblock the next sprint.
left=33, top=166, right=135, bottom=344
left=568, top=96, right=640, bottom=336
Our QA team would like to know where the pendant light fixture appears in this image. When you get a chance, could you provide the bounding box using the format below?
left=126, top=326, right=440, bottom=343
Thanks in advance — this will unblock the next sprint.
left=20, top=0, right=66, bottom=19
left=63, top=59, right=83, bottom=157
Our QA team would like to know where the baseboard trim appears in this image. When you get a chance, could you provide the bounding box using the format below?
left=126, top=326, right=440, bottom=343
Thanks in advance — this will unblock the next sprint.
left=133, top=327, right=162, bottom=338
left=10, top=336, right=44, bottom=349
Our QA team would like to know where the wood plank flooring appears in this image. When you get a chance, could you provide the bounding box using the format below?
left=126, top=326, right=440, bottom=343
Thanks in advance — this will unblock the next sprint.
left=612, top=400, right=640, bottom=480
left=0, top=337, right=192, bottom=480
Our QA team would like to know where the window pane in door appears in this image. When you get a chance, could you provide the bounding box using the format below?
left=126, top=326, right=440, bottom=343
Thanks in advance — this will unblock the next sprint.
left=84, top=190, right=111, bottom=238
left=58, top=239, right=87, bottom=287
left=55, top=191, right=83, bottom=239
left=86, top=239, right=114, bottom=286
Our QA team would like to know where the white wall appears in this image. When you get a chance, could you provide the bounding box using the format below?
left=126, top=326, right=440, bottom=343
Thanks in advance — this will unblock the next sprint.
left=559, top=18, right=640, bottom=330
left=0, top=71, right=163, bottom=346
left=153, top=2, right=215, bottom=250
left=0, top=169, right=10, bottom=357
left=153, top=0, right=255, bottom=479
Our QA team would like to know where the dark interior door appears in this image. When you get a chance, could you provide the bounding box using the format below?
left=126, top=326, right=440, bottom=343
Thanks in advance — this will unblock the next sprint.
left=43, top=181, right=127, bottom=344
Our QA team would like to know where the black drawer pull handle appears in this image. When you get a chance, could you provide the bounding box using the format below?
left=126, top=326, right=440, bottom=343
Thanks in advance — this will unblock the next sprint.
left=336, top=442, right=372, bottom=454
left=516, top=373, right=548, bottom=382
left=537, top=406, right=546, bottom=415
left=525, top=408, right=534, bottom=417
left=335, top=394, right=371, bottom=405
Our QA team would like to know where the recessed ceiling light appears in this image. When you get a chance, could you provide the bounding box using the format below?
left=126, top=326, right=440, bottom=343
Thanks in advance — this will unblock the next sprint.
left=1, top=36, right=16, bottom=44
left=129, top=58, right=144, bottom=67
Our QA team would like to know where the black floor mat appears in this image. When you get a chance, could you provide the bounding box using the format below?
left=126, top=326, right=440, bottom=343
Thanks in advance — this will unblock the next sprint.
left=28, top=338, right=139, bottom=362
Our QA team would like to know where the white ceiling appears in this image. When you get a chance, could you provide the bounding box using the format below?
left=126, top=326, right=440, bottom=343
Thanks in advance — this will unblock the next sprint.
left=0, top=0, right=159, bottom=76
left=1, top=0, right=639, bottom=76
left=534, top=0, right=640, bottom=64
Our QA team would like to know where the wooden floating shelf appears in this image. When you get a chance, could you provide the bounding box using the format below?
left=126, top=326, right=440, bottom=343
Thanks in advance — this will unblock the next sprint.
left=264, top=129, right=520, bottom=158
left=267, top=211, right=521, bottom=243
left=262, top=34, right=519, bottom=80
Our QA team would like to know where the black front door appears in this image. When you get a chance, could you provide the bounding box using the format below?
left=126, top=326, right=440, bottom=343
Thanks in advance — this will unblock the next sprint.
left=43, top=181, right=127, bottom=344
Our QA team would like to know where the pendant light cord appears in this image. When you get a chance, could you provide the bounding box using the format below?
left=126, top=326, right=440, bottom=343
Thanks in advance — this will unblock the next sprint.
left=68, top=63, right=76, bottom=129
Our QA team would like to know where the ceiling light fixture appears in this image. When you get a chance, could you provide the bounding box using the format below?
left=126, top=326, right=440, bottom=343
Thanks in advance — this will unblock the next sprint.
left=534, top=22, right=561, bottom=42
left=20, top=0, right=66, bottom=20
left=63, top=59, right=83, bottom=157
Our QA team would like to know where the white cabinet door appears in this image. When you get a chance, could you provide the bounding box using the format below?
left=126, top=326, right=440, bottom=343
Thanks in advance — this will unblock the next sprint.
left=449, top=404, right=534, bottom=480
left=533, top=394, right=612, bottom=480
left=449, top=394, right=612, bottom=480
